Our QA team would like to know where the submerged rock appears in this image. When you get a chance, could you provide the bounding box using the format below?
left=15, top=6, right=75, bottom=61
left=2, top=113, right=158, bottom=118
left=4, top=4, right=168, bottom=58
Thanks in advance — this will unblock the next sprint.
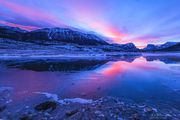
left=143, top=107, right=156, bottom=114
left=65, top=109, right=78, bottom=117
left=34, top=101, right=57, bottom=112
left=144, top=107, right=152, bottom=113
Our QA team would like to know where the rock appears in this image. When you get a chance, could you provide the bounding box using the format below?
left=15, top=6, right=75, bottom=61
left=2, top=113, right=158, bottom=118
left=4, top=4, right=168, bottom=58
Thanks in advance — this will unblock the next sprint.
left=137, top=104, right=145, bottom=108
left=152, top=108, right=158, bottom=113
left=20, top=115, right=32, bottom=120
left=66, top=109, right=78, bottom=117
left=165, top=114, right=172, bottom=119
left=34, top=101, right=57, bottom=112
left=0, top=105, right=6, bottom=112
left=132, top=113, right=140, bottom=120
left=143, top=107, right=154, bottom=114
left=0, top=96, right=178, bottom=120
left=94, top=110, right=105, bottom=117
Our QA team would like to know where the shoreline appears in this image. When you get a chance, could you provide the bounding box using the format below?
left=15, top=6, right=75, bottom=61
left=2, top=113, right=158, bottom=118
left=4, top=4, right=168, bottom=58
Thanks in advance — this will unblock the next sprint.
left=1, top=88, right=179, bottom=120
left=1, top=96, right=179, bottom=120
left=0, top=50, right=179, bottom=59
left=0, top=53, right=180, bottom=120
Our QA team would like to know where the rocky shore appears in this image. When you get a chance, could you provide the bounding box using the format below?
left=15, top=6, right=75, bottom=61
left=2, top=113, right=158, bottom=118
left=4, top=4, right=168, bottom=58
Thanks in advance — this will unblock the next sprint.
left=0, top=88, right=179, bottom=120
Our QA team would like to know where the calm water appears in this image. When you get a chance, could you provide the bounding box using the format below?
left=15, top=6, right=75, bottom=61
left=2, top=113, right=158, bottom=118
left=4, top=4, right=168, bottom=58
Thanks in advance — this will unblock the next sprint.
left=0, top=55, right=180, bottom=110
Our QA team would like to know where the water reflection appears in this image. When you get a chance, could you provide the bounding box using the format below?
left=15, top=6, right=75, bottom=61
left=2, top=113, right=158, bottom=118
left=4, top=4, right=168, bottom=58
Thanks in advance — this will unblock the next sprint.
left=0, top=55, right=180, bottom=109
left=143, top=55, right=180, bottom=64
left=0, top=59, right=108, bottom=72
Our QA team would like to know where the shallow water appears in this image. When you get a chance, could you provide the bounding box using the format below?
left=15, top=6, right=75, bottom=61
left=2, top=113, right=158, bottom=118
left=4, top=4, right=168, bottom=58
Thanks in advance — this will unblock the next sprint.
left=0, top=54, right=180, bottom=110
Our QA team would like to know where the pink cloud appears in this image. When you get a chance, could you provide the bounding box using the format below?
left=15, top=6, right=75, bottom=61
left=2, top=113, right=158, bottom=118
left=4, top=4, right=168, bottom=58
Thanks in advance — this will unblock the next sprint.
left=0, top=20, right=39, bottom=31
left=0, top=0, right=66, bottom=27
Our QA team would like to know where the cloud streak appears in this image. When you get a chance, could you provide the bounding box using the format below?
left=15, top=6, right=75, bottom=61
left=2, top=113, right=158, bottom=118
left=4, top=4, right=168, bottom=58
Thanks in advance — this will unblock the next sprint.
left=0, top=0, right=66, bottom=27
left=0, top=20, right=39, bottom=31
left=0, top=0, right=180, bottom=46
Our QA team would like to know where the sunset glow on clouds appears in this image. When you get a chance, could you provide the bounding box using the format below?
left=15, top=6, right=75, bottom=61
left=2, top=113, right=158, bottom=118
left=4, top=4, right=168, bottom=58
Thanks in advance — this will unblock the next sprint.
left=0, top=0, right=180, bottom=47
left=0, top=20, right=39, bottom=30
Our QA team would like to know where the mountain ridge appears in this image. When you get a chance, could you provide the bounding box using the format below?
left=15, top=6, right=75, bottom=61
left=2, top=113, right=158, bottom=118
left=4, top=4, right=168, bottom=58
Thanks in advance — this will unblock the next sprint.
left=0, top=26, right=109, bottom=46
left=0, top=26, right=179, bottom=52
left=143, top=42, right=180, bottom=51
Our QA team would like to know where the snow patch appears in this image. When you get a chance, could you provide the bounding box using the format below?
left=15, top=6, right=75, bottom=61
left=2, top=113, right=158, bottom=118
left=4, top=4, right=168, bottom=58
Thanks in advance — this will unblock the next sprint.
left=64, top=98, right=93, bottom=104
left=35, top=92, right=93, bottom=104
left=35, top=92, right=59, bottom=101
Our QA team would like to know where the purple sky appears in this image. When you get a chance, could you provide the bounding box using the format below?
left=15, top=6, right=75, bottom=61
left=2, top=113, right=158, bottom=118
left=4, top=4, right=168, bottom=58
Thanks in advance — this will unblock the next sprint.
left=0, top=0, right=180, bottom=47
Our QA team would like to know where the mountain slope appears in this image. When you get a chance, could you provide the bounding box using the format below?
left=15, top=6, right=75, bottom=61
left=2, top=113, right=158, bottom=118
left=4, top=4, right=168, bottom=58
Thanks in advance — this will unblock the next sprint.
left=0, top=26, right=142, bottom=52
left=23, top=28, right=109, bottom=45
left=158, top=42, right=180, bottom=51
left=143, top=42, right=180, bottom=51
left=0, top=26, right=26, bottom=40
left=0, top=26, right=109, bottom=46
left=111, top=43, right=139, bottom=52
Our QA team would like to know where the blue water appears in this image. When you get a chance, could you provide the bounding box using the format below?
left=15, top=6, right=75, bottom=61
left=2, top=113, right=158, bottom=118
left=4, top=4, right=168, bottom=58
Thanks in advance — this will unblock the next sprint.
left=0, top=55, right=180, bottom=110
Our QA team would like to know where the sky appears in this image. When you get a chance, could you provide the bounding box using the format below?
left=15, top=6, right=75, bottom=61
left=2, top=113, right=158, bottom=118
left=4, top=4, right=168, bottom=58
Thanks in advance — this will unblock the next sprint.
left=0, top=0, right=180, bottom=47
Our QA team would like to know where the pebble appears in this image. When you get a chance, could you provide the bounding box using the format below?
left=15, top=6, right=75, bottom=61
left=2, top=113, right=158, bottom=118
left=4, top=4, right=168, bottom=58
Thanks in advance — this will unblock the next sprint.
left=66, top=109, right=78, bottom=117
left=132, top=113, right=140, bottom=120
left=143, top=107, right=154, bottom=113
left=34, top=101, right=57, bottom=112
left=0, top=97, right=179, bottom=120
left=152, top=108, right=158, bottom=113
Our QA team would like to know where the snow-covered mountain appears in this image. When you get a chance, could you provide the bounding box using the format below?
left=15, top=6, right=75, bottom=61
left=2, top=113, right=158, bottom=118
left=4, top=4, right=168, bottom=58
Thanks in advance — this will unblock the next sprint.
left=0, top=26, right=141, bottom=52
left=1, top=26, right=179, bottom=52
left=143, top=42, right=180, bottom=51
left=111, top=43, right=139, bottom=51
left=0, top=26, right=109, bottom=46
left=143, top=44, right=157, bottom=51
left=0, top=26, right=26, bottom=40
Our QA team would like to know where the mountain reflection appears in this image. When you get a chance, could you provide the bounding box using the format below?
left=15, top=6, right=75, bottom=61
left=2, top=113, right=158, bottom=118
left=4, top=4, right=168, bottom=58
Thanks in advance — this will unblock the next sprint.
left=1, top=59, right=109, bottom=72
left=0, top=54, right=179, bottom=72
left=0, top=55, right=140, bottom=71
left=0, top=55, right=179, bottom=106
left=143, top=55, right=180, bottom=64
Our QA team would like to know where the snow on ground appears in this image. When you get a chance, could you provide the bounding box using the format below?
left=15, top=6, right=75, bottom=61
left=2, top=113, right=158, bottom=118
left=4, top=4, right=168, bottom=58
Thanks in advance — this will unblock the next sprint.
left=35, top=92, right=93, bottom=104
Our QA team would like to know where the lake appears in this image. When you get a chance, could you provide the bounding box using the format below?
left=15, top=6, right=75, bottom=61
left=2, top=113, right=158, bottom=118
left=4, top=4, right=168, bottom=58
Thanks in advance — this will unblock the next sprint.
left=0, top=54, right=180, bottom=111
